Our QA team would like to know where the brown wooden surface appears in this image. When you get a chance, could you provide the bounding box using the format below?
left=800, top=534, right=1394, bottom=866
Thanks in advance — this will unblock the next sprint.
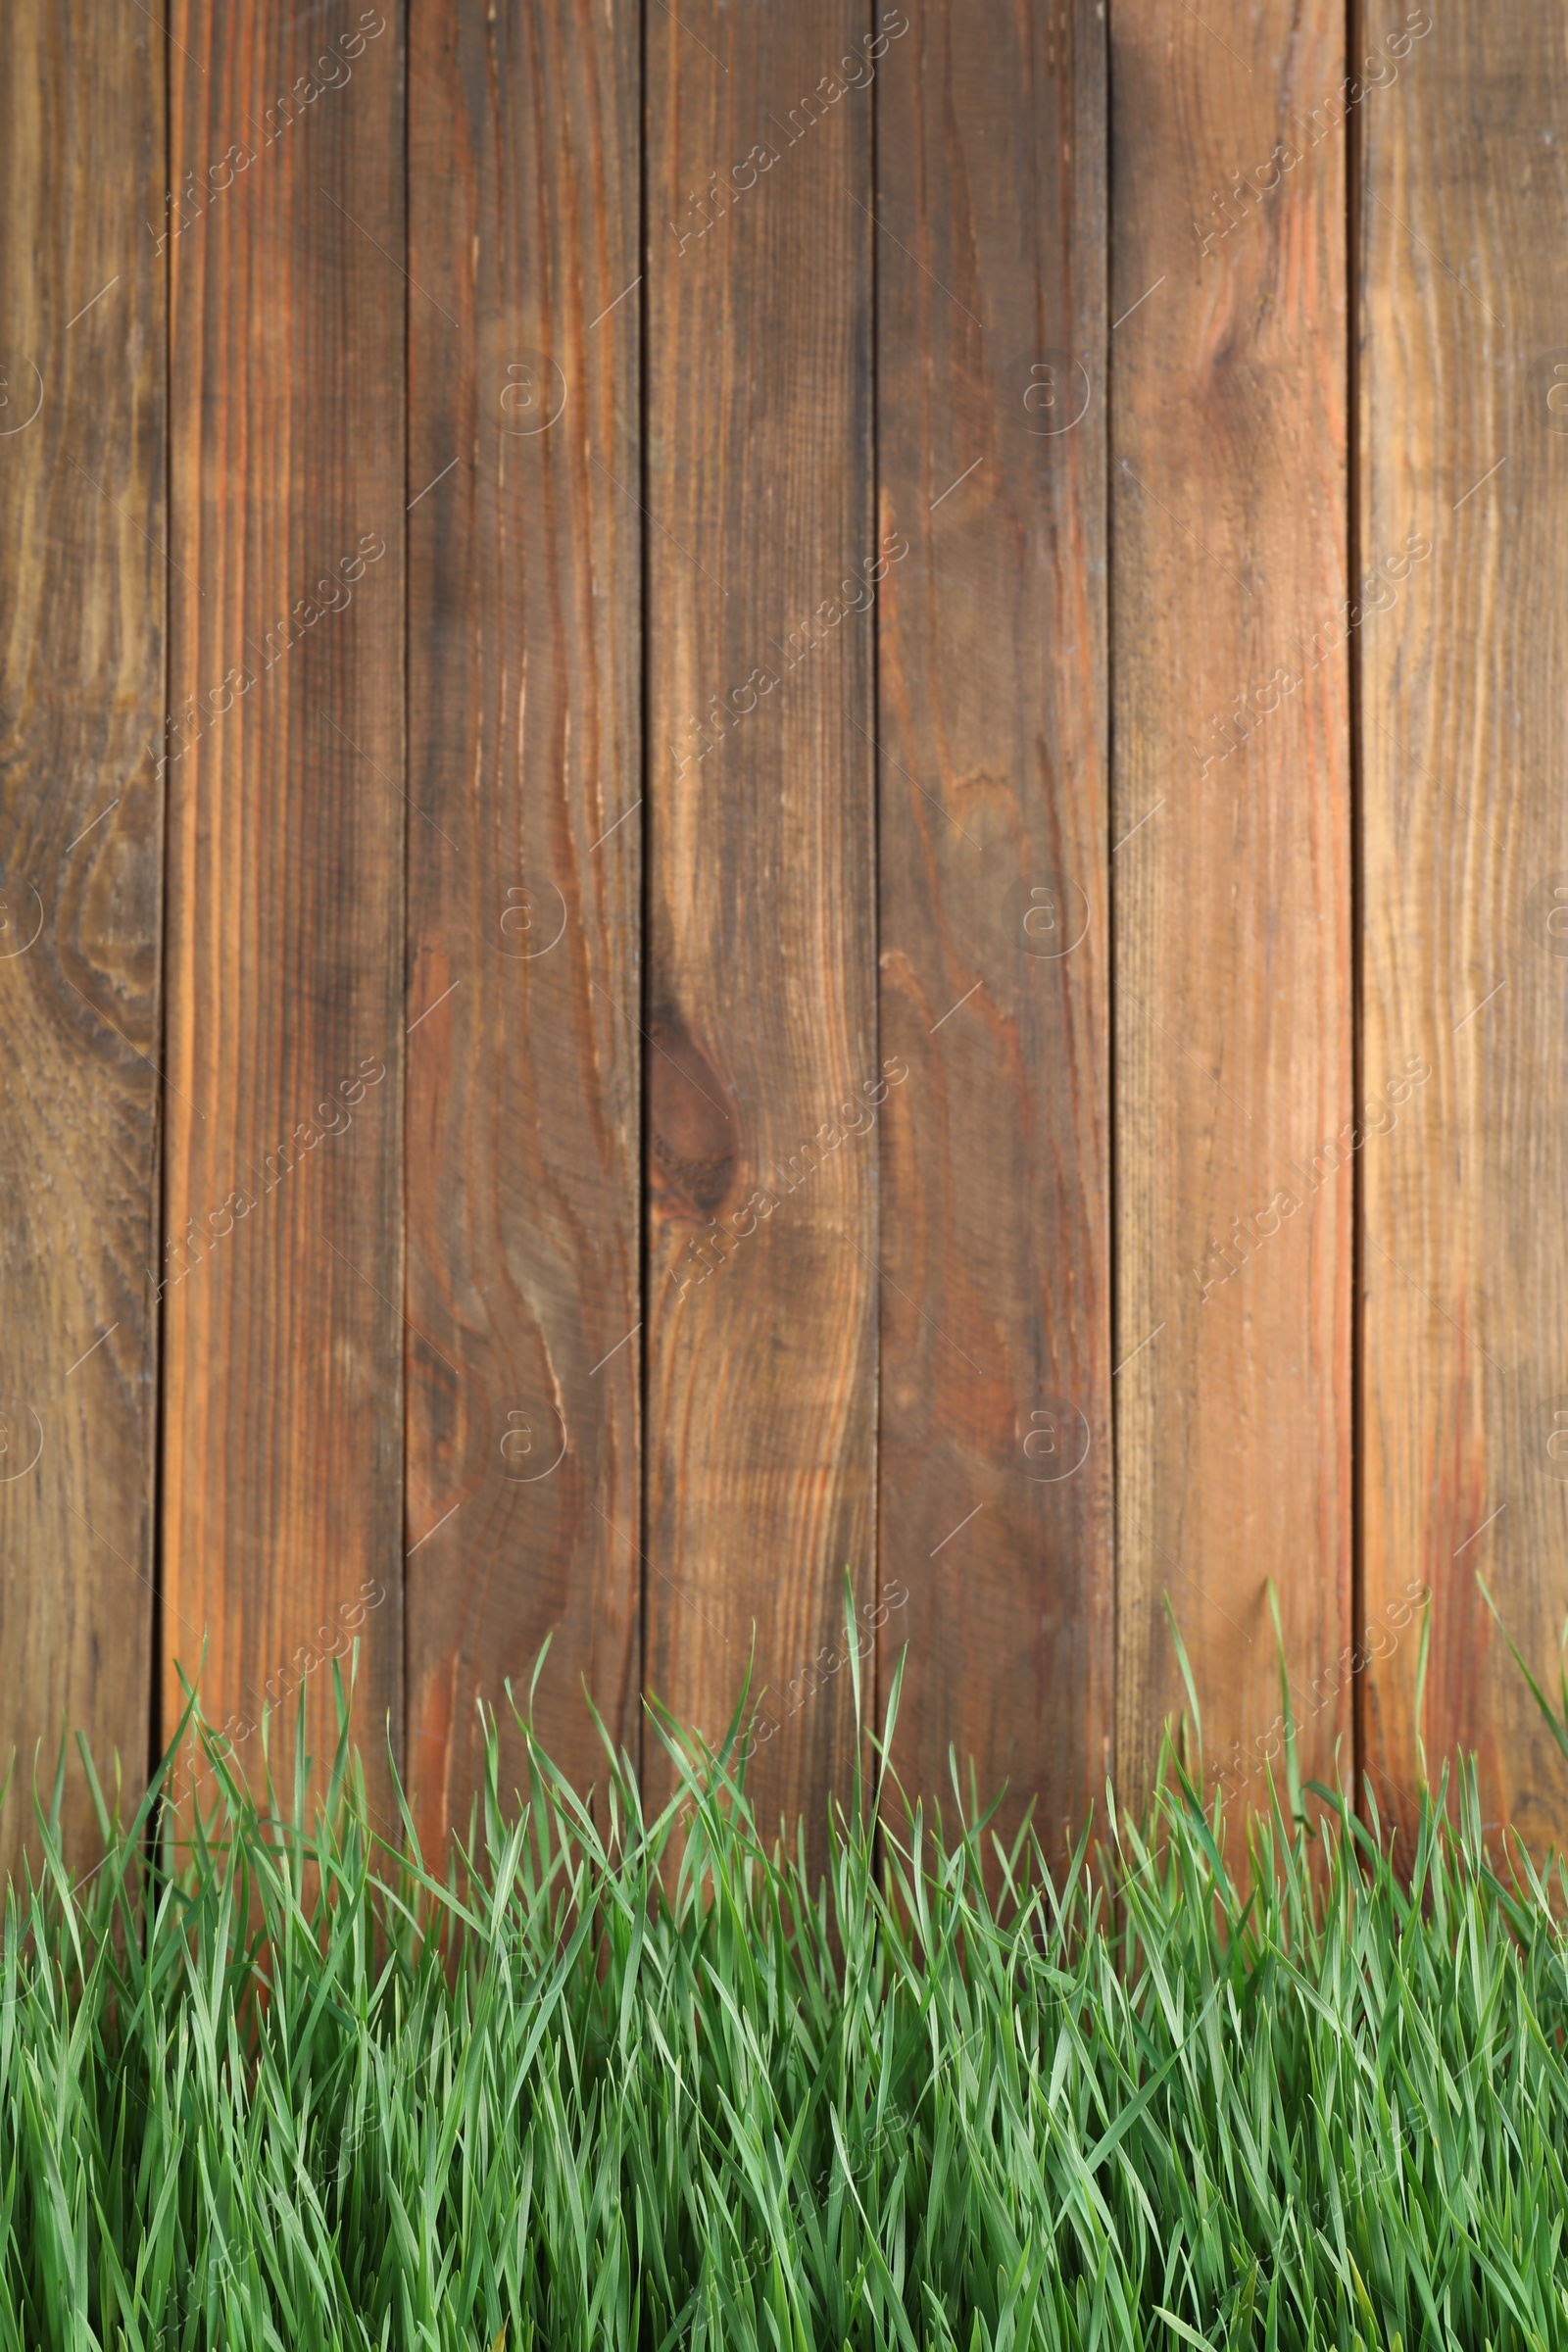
left=0, top=0, right=164, bottom=1867
left=1358, top=0, right=1567, bottom=1849
left=161, top=2, right=406, bottom=1823
left=642, top=0, right=877, bottom=1848
left=1111, top=0, right=1353, bottom=1812
left=874, top=1, right=1111, bottom=1852
left=12, top=0, right=1568, bottom=1871
left=404, top=0, right=642, bottom=1845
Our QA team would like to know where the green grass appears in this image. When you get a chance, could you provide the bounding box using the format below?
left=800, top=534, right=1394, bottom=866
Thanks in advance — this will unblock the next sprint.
left=5, top=1620, right=1568, bottom=2352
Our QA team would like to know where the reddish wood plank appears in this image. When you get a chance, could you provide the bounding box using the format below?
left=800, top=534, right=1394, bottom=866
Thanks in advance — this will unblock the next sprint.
left=1112, top=0, right=1353, bottom=1814
left=404, top=0, right=642, bottom=1846
left=1359, top=0, right=1568, bottom=1850
left=874, top=0, right=1111, bottom=1850
left=643, top=1, right=877, bottom=1850
left=161, top=2, right=406, bottom=1823
left=0, top=0, right=164, bottom=1869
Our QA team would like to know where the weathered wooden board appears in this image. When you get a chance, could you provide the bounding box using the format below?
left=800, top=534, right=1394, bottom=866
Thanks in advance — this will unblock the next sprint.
left=643, top=1, right=877, bottom=1848
left=873, top=0, right=1111, bottom=1852
left=1112, top=0, right=1353, bottom=1813
left=0, top=0, right=164, bottom=1869
left=404, top=0, right=642, bottom=1846
left=1358, top=1, right=1567, bottom=1849
left=161, top=2, right=406, bottom=1822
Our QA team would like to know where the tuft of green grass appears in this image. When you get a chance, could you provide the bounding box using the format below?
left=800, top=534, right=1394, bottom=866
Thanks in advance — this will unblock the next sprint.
left=2, top=1628, right=1568, bottom=2351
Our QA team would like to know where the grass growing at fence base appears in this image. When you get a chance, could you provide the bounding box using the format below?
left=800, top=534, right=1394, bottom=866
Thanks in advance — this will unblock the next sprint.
left=3, top=1631, right=1568, bottom=2352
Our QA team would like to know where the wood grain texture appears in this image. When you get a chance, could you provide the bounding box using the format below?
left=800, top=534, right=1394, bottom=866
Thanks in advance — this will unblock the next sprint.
left=404, top=0, right=641, bottom=1847
left=644, top=0, right=877, bottom=1849
left=1112, top=0, right=1353, bottom=1811
left=1358, top=1, right=1567, bottom=1849
left=0, top=1, right=163, bottom=1869
left=161, top=2, right=406, bottom=1821
left=873, top=1, right=1110, bottom=1852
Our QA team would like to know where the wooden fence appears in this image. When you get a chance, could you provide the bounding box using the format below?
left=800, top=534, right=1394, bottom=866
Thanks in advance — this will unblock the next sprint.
left=3, top=0, right=1563, bottom=1873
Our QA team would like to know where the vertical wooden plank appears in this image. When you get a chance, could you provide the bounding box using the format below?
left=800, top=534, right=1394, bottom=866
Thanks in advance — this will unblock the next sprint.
left=404, top=0, right=641, bottom=1844
left=645, top=2, right=876, bottom=1844
left=1360, top=3, right=1566, bottom=1848
left=162, top=4, right=406, bottom=1817
left=874, top=4, right=1110, bottom=1846
left=0, top=3, right=163, bottom=1867
left=1113, top=1, right=1353, bottom=1806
